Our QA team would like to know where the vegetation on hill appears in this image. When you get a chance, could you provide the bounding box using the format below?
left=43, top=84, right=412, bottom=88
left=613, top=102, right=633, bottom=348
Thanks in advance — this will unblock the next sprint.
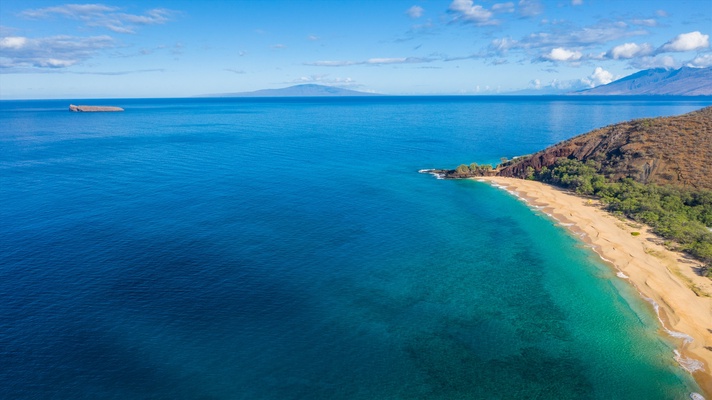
left=451, top=162, right=495, bottom=177
left=535, top=158, right=712, bottom=276
left=499, top=106, right=712, bottom=190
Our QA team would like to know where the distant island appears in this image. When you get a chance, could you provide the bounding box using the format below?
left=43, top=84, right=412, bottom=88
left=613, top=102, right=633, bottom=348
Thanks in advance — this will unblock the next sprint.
left=204, top=68, right=712, bottom=98
left=201, top=84, right=380, bottom=98
left=69, top=104, right=124, bottom=112
left=574, top=67, right=712, bottom=96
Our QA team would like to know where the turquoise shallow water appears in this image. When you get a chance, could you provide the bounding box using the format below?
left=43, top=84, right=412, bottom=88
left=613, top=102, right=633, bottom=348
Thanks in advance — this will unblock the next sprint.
left=1, top=96, right=710, bottom=399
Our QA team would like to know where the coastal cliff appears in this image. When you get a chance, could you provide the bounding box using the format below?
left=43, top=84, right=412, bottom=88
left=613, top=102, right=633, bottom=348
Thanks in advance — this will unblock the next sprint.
left=69, top=104, right=124, bottom=112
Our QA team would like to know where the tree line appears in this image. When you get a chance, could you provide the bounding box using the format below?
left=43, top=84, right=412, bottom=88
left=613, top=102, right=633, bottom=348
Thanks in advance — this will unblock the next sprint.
left=531, top=158, right=712, bottom=276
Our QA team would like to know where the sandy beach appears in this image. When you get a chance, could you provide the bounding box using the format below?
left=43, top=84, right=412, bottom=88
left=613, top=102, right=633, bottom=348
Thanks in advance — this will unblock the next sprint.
left=479, top=176, right=712, bottom=396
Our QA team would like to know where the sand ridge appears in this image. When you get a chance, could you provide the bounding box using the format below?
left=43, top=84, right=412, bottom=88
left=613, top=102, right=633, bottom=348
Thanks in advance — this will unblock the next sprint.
left=479, top=176, right=712, bottom=396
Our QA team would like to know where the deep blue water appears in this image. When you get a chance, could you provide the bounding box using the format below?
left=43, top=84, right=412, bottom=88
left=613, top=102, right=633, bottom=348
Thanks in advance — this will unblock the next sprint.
left=1, top=96, right=711, bottom=399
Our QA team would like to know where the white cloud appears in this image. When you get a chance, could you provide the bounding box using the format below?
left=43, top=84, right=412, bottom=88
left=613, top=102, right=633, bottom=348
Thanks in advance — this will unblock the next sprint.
left=518, top=23, right=647, bottom=50
left=307, top=35, right=320, bottom=41
left=548, top=78, right=590, bottom=91
left=449, top=0, right=497, bottom=25
left=687, top=54, right=712, bottom=68
left=271, top=44, right=287, bottom=49
left=367, top=57, right=407, bottom=64
left=117, top=9, right=170, bottom=25
left=518, top=0, right=543, bottom=17
left=631, top=55, right=679, bottom=69
left=20, top=4, right=174, bottom=34
left=586, top=66, right=614, bottom=86
left=659, top=31, right=710, bottom=52
left=607, top=42, right=653, bottom=59
left=0, top=34, right=114, bottom=70
left=35, top=58, right=77, bottom=68
left=630, top=19, right=657, bottom=27
left=571, top=0, right=583, bottom=5
left=489, top=37, right=518, bottom=55
left=307, top=60, right=358, bottom=67
left=21, top=4, right=118, bottom=18
left=542, top=47, right=582, bottom=61
left=549, top=80, right=574, bottom=89
left=492, top=2, right=515, bottom=13
left=0, top=36, right=28, bottom=49
left=406, top=5, right=424, bottom=18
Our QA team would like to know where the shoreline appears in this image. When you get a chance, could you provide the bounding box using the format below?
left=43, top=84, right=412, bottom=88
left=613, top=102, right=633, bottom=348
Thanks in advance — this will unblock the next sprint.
left=478, top=176, right=712, bottom=397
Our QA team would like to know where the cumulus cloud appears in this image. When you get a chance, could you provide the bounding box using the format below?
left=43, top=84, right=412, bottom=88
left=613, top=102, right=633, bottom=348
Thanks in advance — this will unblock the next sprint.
left=659, top=31, right=709, bottom=52
left=541, top=47, right=582, bottom=62
left=0, top=36, right=28, bottom=49
left=0, top=34, right=114, bottom=70
left=20, top=3, right=174, bottom=34
left=449, top=0, right=497, bottom=25
left=536, top=70, right=615, bottom=92
left=631, top=55, right=680, bottom=69
left=687, top=54, right=712, bottom=68
left=406, top=5, right=424, bottom=18
left=606, top=42, right=653, bottom=59
left=585, top=66, right=614, bottom=86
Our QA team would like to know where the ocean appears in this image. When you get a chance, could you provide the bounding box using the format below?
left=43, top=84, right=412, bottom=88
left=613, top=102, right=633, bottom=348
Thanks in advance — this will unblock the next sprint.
left=1, top=96, right=710, bottom=399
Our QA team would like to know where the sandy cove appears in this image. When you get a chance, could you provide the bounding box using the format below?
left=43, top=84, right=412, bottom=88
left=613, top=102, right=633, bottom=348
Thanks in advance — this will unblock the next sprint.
left=478, top=176, right=712, bottom=396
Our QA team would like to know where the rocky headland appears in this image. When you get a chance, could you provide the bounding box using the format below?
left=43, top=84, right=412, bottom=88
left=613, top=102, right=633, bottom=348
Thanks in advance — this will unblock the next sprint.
left=427, top=106, right=712, bottom=189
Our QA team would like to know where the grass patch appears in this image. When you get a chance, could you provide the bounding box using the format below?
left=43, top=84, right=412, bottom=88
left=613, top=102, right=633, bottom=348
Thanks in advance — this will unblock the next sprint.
left=669, top=267, right=710, bottom=297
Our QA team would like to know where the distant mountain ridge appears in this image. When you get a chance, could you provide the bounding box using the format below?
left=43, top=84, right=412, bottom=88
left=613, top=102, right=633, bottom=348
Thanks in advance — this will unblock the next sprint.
left=202, top=84, right=379, bottom=97
left=575, top=67, right=712, bottom=96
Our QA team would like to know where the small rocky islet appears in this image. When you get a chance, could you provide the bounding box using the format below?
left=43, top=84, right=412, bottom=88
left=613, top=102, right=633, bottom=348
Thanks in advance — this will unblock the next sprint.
left=69, top=104, right=124, bottom=112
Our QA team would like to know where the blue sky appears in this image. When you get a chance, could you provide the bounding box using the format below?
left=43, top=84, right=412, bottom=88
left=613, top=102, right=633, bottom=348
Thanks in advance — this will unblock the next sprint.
left=0, top=0, right=710, bottom=98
